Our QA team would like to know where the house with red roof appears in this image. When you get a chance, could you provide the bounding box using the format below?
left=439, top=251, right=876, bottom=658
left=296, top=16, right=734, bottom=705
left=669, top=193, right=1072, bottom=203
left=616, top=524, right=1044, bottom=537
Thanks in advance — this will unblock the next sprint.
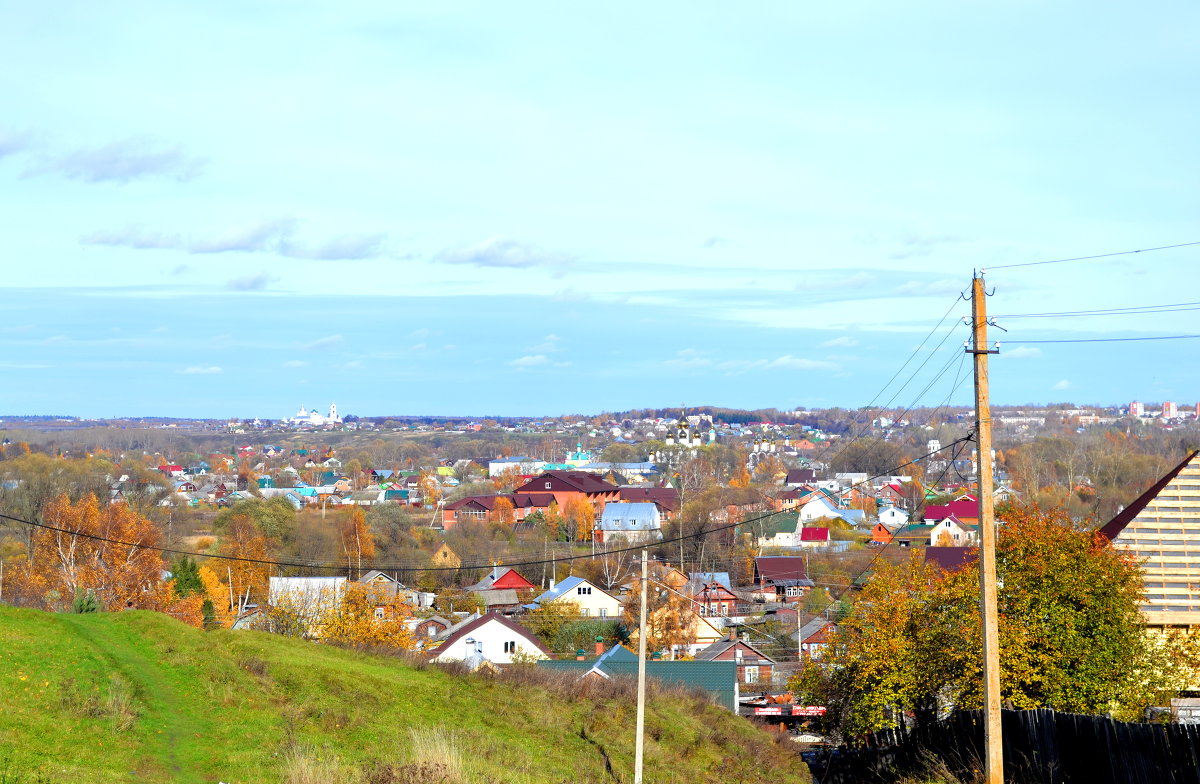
left=440, top=493, right=555, bottom=528
left=923, top=496, right=979, bottom=524
left=513, top=471, right=619, bottom=511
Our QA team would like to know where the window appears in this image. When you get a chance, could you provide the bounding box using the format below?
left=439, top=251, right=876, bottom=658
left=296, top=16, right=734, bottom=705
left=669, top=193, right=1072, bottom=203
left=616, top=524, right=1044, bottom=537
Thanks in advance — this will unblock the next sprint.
left=577, top=586, right=592, bottom=595
left=579, top=608, right=589, bottom=617
left=545, top=482, right=553, bottom=489
left=374, top=607, right=386, bottom=619
left=504, top=641, right=517, bottom=654
left=744, top=666, right=760, bottom=684
left=598, top=608, right=608, bottom=618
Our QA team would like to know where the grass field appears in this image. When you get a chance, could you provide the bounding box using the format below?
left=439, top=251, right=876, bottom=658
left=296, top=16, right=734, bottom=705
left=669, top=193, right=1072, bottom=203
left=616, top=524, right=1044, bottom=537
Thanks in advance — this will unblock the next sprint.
left=0, top=606, right=810, bottom=783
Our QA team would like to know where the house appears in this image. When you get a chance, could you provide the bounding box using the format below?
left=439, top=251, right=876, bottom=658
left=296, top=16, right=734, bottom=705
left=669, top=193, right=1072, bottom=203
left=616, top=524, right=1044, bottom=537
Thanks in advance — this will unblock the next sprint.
left=695, top=635, right=776, bottom=687
left=594, top=502, right=663, bottom=545
left=1099, top=450, right=1200, bottom=629
left=431, top=542, right=461, bottom=569
left=871, top=520, right=904, bottom=544
left=466, top=566, right=537, bottom=593
left=785, top=468, right=817, bottom=487
left=923, top=496, right=979, bottom=524
left=440, top=493, right=555, bottom=528
left=513, top=471, right=620, bottom=511
left=616, top=486, right=680, bottom=518
left=429, top=612, right=550, bottom=664
left=268, top=576, right=347, bottom=633
left=877, top=504, right=910, bottom=527
left=412, top=615, right=453, bottom=642
left=797, top=618, right=836, bottom=660
left=891, top=524, right=935, bottom=547
left=472, top=589, right=524, bottom=614
left=487, top=456, right=546, bottom=478
left=927, top=515, right=979, bottom=546
left=527, top=575, right=623, bottom=619
left=752, top=557, right=814, bottom=603
left=685, top=579, right=739, bottom=620
left=798, top=527, right=831, bottom=547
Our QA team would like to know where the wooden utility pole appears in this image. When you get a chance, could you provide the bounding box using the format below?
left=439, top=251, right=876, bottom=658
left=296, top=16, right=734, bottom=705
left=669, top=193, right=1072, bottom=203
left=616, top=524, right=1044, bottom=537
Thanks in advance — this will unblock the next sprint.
left=969, top=274, right=1003, bottom=784
left=634, top=548, right=648, bottom=784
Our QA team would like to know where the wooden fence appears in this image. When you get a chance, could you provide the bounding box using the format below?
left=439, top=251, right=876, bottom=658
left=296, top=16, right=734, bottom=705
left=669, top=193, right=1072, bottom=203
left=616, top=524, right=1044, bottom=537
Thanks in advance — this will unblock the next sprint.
left=808, top=709, right=1200, bottom=784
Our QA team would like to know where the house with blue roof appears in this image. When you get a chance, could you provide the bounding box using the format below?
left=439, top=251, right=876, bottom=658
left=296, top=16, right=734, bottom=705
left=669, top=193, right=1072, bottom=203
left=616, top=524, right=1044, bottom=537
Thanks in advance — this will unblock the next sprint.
left=595, top=502, right=663, bottom=545
left=527, top=575, right=623, bottom=619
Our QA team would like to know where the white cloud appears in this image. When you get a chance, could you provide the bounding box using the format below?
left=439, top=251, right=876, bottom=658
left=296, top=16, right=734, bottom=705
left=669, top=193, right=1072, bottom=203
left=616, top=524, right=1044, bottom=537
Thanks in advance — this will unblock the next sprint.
left=1005, top=346, right=1042, bottom=359
left=820, top=336, right=859, bottom=348
left=303, top=334, right=344, bottom=351
left=1052, top=379, right=1071, bottom=390
left=437, top=237, right=570, bottom=269
left=179, top=366, right=222, bottom=375
left=509, top=354, right=551, bottom=368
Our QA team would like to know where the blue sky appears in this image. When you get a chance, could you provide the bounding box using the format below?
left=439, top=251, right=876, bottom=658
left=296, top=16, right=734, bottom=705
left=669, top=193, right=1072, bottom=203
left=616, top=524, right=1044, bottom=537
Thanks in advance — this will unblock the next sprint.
left=2, top=2, right=1198, bottom=419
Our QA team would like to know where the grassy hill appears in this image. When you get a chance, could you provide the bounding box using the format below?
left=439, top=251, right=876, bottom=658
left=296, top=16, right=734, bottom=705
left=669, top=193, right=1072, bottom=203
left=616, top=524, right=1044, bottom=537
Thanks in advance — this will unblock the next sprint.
left=0, top=607, right=810, bottom=784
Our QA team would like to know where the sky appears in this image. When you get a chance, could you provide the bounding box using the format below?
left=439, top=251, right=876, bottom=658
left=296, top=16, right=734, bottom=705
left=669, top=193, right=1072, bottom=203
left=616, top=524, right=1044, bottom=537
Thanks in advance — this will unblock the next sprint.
left=2, top=2, right=1198, bottom=419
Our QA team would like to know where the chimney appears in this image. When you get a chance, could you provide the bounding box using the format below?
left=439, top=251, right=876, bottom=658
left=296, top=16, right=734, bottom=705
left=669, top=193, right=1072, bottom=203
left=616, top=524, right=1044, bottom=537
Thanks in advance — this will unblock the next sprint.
left=576, top=649, right=587, bottom=661
left=595, top=635, right=605, bottom=657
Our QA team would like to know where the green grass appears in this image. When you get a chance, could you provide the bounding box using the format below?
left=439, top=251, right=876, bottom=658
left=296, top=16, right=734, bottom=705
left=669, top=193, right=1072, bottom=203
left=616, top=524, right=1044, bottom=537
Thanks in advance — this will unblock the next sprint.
left=0, top=606, right=810, bottom=784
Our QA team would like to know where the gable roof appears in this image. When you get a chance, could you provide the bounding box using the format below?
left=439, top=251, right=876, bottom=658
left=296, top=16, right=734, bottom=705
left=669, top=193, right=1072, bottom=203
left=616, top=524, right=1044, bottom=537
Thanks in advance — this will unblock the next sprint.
left=598, top=502, right=661, bottom=531
left=754, top=556, right=809, bottom=583
left=695, top=635, right=776, bottom=664
left=434, top=611, right=551, bottom=657
left=515, top=470, right=619, bottom=495
left=466, top=566, right=536, bottom=591
left=1098, top=450, right=1200, bottom=540
left=617, top=486, right=680, bottom=511
left=529, top=575, right=616, bottom=606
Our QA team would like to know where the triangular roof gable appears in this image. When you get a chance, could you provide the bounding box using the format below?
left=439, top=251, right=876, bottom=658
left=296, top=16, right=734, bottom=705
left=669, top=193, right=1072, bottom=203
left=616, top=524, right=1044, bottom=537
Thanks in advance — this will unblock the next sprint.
left=433, top=611, right=551, bottom=657
left=1099, top=450, right=1200, bottom=540
left=491, top=567, right=536, bottom=591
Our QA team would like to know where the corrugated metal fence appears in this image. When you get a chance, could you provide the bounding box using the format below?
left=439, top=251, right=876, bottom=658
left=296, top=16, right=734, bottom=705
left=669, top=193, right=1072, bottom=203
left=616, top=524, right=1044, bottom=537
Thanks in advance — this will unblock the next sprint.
left=810, top=709, right=1200, bottom=784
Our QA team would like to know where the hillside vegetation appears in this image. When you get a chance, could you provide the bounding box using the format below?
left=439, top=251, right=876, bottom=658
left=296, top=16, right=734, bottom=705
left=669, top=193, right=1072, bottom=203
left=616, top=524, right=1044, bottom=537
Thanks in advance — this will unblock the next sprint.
left=0, top=607, right=809, bottom=784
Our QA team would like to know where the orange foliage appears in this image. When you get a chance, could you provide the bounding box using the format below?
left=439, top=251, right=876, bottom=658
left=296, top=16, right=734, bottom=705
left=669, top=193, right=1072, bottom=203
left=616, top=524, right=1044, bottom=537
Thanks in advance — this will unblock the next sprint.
left=4, top=494, right=166, bottom=612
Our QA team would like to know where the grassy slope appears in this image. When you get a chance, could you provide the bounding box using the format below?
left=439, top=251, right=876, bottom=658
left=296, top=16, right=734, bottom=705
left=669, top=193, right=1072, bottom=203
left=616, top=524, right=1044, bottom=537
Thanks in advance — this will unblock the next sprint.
left=0, top=607, right=810, bottom=784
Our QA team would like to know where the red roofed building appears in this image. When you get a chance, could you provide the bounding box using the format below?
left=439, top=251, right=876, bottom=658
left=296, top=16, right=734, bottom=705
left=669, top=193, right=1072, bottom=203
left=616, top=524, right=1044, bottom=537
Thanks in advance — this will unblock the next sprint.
left=513, top=471, right=620, bottom=511
left=441, top=494, right=555, bottom=528
left=923, top=496, right=979, bottom=524
left=616, top=486, right=680, bottom=518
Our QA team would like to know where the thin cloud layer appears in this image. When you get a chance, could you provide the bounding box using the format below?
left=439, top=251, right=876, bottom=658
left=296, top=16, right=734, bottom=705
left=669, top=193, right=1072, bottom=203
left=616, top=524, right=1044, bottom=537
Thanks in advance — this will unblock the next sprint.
left=27, top=138, right=208, bottom=183
left=437, top=237, right=570, bottom=269
left=81, top=219, right=390, bottom=261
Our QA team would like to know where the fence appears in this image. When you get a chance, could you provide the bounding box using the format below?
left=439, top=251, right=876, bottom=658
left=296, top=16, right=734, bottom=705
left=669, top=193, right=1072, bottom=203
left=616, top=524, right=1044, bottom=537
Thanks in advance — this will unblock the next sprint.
left=809, top=709, right=1200, bottom=784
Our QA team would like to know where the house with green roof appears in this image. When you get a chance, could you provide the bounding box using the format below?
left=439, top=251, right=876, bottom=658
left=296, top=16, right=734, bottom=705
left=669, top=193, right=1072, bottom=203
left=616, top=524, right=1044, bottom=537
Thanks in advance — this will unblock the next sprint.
left=539, top=645, right=740, bottom=711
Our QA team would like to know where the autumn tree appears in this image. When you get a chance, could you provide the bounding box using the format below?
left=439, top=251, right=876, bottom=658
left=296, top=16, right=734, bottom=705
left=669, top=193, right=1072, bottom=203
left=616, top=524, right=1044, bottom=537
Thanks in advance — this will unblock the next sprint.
left=524, top=599, right=584, bottom=648
left=622, top=576, right=698, bottom=654
left=792, top=503, right=1200, bottom=737
left=219, top=513, right=272, bottom=608
left=562, top=497, right=596, bottom=542
left=4, top=493, right=168, bottom=612
left=320, top=583, right=415, bottom=650
left=492, top=496, right=516, bottom=525
left=338, top=506, right=376, bottom=575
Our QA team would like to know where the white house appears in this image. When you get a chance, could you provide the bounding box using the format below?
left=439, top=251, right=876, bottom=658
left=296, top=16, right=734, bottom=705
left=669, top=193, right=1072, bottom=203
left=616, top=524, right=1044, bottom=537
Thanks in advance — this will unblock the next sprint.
left=877, top=505, right=910, bottom=527
left=928, top=516, right=979, bottom=547
left=527, top=576, right=624, bottom=619
left=430, top=612, right=550, bottom=664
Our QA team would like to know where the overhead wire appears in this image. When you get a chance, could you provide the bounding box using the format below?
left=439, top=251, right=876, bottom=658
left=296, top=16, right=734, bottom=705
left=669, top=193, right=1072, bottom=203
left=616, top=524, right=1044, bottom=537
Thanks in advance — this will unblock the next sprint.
left=986, top=240, right=1200, bottom=270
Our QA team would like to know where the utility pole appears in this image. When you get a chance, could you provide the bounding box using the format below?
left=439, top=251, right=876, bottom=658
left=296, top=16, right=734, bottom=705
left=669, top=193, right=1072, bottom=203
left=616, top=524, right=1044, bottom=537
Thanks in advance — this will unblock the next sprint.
left=634, top=548, right=648, bottom=784
left=969, top=274, right=1003, bottom=784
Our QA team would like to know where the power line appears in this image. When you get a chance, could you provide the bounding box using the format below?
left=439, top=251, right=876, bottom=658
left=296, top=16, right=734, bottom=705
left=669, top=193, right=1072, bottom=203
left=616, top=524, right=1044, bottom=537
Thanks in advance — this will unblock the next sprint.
left=1011, top=334, right=1200, bottom=344
left=995, top=305, right=1200, bottom=319
left=986, top=240, right=1200, bottom=270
